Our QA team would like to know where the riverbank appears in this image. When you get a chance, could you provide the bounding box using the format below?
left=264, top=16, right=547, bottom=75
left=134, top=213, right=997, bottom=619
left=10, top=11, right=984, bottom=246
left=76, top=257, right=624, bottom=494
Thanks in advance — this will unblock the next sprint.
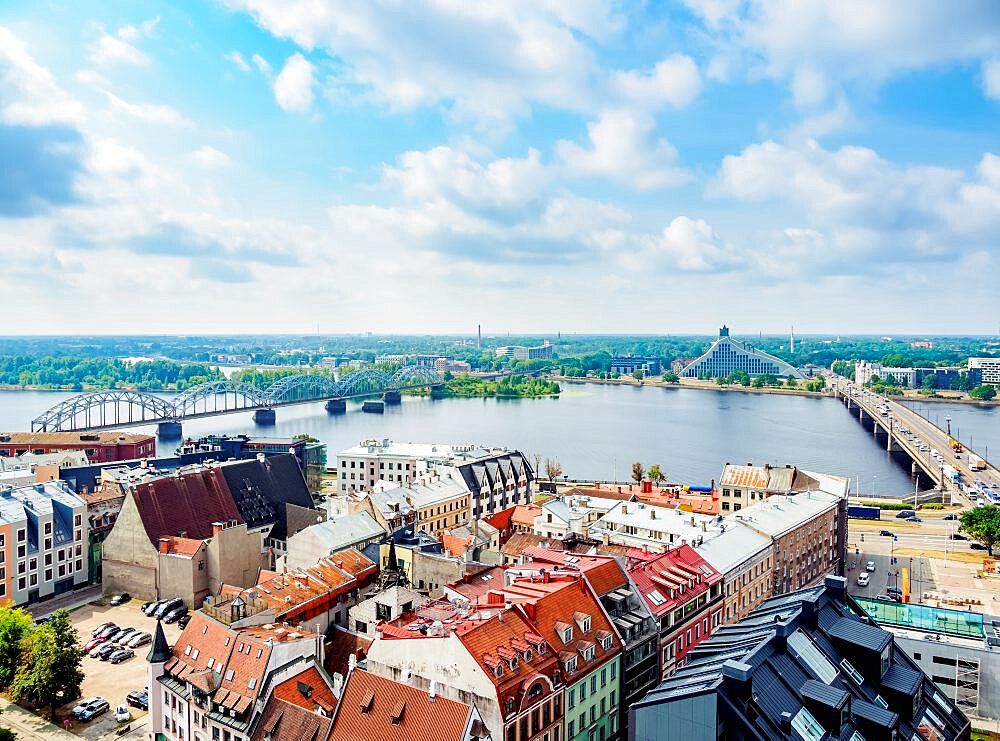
left=552, top=375, right=831, bottom=399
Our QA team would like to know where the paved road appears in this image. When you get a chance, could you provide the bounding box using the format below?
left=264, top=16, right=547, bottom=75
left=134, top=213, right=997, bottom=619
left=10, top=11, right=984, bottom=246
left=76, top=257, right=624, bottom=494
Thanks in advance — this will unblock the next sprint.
left=0, top=698, right=77, bottom=740
left=846, top=538, right=936, bottom=601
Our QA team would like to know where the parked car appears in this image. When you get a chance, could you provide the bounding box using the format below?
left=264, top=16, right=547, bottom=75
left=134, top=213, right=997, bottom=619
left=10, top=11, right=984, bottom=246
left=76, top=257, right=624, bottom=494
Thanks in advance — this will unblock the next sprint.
left=127, top=631, right=152, bottom=648
left=115, top=628, right=139, bottom=645
left=952, top=533, right=968, bottom=540
left=895, top=510, right=916, bottom=519
left=72, top=697, right=109, bottom=721
left=887, top=586, right=902, bottom=596
left=97, top=624, right=121, bottom=639
left=92, top=621, right=116, bottom=637
left=82, top=636, right=106, bottom=652
left=971, top=542, right=987, bottom=550
left=857, top=573, right=870, bottom=587
left=89, top=644, right=108, bottom=659
left=866, top=561, right=876, bottom=572
left=109, top=648, right=135, bottom=664
left=154, top=598, right=184, bottom=619
left=142, top=600, right=164, bottom=617
left=109, top=593, right=131, bottom=606
left=163, top=606, right=188, bottom=624
left=115, top=705, right=131, bottom=723
left=178, top=614, right=192, bottom=629
left=97, top=643, right=119, bottom=661
left=876, top=595, right=898, bottom=602
left=126, top=690, right=149, bottom=711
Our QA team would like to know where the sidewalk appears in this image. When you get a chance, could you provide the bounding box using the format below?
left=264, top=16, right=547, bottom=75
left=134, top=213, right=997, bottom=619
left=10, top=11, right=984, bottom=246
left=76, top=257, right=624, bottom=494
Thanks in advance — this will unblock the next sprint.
left=0, top=698, right=78, bottom=739
left=27, top=585, right=102, bottom=619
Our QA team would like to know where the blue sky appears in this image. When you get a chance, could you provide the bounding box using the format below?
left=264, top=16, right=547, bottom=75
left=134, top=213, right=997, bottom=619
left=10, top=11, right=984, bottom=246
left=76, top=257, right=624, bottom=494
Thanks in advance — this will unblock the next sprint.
left=1, top=1, right=998, bottom=334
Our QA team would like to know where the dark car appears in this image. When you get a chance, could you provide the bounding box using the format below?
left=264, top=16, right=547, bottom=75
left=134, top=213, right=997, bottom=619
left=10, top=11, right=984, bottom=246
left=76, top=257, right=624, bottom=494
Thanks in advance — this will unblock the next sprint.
left=162, top=606, right=188, bottom=624
left=77, top=698, right=110, bottom=722
left=109, top=648, right=135, bottom=664
left=887, top=586, right=902, bottom=596
left=154, top=598, right=184, bottom=619
left=97, top=643, right=119, bottom=660
left=92, top=621, right=116, bottom=637
left=942, top=514, right=958, bottom=521
left=177, top=614, right=192, bottom=629
left=895, top=510, right=916, bottom=519
left=879, top=530, right=893, bottom=536
left=971, top=542, right=987, bottom=550
left=97, top=624, right=120, bottom=639
left=952, top=533, right=968, bottom=540
left=126, top=690, right=149, bottom=711
left=109, top=593, right=131, bottom=606
left=142, top=600, right=164, bottom=617
left=905, top=516, right=923, bottom=523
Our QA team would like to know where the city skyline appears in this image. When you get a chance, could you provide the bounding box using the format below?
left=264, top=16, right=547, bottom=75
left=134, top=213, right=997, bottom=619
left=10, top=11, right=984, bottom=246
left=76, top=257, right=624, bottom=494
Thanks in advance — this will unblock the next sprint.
left=1, top=2, right=999, bottom=334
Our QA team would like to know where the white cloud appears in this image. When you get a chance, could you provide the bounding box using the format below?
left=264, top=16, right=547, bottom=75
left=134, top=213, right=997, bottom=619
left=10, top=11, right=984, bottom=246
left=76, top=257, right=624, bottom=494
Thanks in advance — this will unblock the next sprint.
left=191, top=145, right=232, bottom=167
left=684, top=0, right=1000, bottom=105
left=226, top=50, right=251, bottom=72
left=103, top=90, right=193, bottom=127
left=273, top=53, right=314, bottom=112
left=251, top=53, right=271, bottom=76
left=556, top=111, right=690, bottom=191
left=0, top=26, right=84, bottom=125
left=983, top=57, right=1000, bottom=99
left=225, top=0, right=617, bottom=126
left=613, top=54, right=702, bottom=110
left=632, top=216, right=740, bottom=272
left=88, top=17, right=159, bottom=67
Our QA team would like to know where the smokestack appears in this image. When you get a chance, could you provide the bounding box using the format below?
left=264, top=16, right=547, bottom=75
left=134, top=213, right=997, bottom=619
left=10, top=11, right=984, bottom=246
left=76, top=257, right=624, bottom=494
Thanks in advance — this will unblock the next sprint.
left=159, top=537, right=172, bottom=554
left=790, top=325, right=795, bottom=354
left=477, top=324, right=481, bottom=350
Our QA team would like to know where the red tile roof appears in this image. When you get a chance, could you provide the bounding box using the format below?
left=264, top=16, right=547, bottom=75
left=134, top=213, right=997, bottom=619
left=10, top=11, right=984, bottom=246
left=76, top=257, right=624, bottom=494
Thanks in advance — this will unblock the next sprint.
left=511, top=504, right=542, bottom=528
left=519, top=547, right=627, bottom=596
left=130, top=467, right=241, bottom=546
left=250, top=696, right=333, bottom=741
left=329, top=548, right=377, bottom=579
left=158, top=536, right=205, bottom=557
left=245, top=551, right=374, bottom=616
left=442, top=533, right=473, bottom=557
left=272, top=665, right=337, bottom=714
left=627, top=543, right=722, bottom=617
left=324, top=628, right=372, bottom=680
left=330, top=669, right=473, bottom=741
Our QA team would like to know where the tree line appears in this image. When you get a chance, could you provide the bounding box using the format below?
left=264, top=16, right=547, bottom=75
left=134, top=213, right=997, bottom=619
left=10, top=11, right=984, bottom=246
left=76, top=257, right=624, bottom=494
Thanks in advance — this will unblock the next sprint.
left=0, top=356, right=223, bottom=390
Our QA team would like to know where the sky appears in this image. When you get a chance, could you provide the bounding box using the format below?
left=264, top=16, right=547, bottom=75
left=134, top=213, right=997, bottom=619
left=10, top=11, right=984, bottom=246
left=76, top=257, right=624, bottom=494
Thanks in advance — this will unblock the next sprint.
left=1, top=1, right=999, bottom=336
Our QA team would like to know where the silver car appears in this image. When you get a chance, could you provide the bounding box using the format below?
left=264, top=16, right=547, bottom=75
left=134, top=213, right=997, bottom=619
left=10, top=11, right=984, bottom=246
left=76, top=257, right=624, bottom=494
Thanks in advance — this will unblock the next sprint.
left=127, top=631, right=152, bottom=648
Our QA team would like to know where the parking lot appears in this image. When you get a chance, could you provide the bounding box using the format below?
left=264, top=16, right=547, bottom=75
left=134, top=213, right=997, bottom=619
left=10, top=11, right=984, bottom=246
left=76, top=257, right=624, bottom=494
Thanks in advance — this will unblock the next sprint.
left=62, top=600, right=184, bottom=739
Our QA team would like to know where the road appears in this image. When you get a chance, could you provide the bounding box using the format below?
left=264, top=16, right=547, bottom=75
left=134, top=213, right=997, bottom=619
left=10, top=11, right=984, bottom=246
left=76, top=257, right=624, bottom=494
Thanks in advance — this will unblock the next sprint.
left=845, top=531, right=938, bottom=601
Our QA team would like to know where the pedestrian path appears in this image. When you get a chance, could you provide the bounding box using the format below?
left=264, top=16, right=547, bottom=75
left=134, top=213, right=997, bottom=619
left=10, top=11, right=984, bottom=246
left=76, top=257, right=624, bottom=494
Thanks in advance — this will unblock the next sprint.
left=27, top=585, right=102, bottom=619
left=0, top=698, right=78, bottom=739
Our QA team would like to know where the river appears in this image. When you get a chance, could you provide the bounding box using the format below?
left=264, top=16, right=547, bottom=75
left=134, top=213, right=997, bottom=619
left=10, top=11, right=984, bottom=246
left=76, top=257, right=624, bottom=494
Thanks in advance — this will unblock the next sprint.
left=5, top=384, right=978, bottom=496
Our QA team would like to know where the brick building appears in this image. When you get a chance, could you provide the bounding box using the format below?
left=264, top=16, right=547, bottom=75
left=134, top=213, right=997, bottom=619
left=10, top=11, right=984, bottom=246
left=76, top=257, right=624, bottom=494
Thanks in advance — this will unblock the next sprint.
left=0, top=431, right=155, bottom=463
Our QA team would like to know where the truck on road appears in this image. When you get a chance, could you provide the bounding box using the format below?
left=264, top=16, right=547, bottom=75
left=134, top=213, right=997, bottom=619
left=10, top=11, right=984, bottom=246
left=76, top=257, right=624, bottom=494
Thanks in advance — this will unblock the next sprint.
left=847, top=504, right=881, bottom=520
left=969, top=454, right=986, bottom=471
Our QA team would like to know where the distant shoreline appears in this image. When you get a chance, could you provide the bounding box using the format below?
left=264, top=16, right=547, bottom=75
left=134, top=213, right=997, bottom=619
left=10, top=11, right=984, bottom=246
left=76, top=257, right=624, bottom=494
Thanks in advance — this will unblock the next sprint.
left=552, top=375, right=829, bottom=399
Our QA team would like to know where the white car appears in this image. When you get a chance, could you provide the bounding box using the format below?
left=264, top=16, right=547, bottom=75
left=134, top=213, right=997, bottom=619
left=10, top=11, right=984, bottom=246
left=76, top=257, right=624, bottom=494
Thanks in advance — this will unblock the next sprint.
left=857, top=573, right=870, bottom=587
left=115, top=705, right=131, bottom=723
left=866, top=561, right=876, bottom=572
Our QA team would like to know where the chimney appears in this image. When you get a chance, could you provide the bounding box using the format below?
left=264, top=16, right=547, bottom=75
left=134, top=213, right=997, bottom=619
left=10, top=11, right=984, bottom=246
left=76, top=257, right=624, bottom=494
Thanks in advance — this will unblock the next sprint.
left=650, top=510, right=656, bottom=520
left=158, top=537, right=172, bottom=554
left=257, top=453, right=266, bottom=463
left=617, top=486, right=622, bottom=494
left=689, top=517, right=695, bottom=527
left=212, top=521, right=224, bottom=536
left=642, top=480, right=652, bottom=494
left=621, top=505, right=628, bottom=515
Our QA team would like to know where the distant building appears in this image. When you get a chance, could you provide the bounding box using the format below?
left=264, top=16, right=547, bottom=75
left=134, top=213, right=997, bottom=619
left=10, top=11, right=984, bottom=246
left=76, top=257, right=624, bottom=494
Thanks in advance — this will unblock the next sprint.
left=283, top=512, right=385, bottom=571
left=211, top=353, right=252, bottom=364
left=911, top=340, right=934, bottom=349
left=495, top=340, right=552, bottom=360
left=630, top=576, right=973, bottom=741
left=681, top=326, right=803, bottom=379
left=855, top=361, right=961, bottom=388
left=611, top=355, right=662, bottom=376
left=375, top=354, right=409, bottom=365
left=671, top=357, right=696, bottom=374
left=0, top=480, right=88, bottom=607
left=968, top=357, right=1000, bottom=386
left=0, top=431, right=155, bottom=463
left=435, top=357, right=472, bottom=374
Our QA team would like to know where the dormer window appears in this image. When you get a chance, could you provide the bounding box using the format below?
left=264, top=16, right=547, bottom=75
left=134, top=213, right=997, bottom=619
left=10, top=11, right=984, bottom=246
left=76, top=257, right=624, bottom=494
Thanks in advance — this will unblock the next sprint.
left=493, top=664, right=504, bottom=678
left=581, top=645, right=595, bottom=662
left=508, top=657, right=518, bottom=671
left=564, top=657, right=577, bottom=674
left=600, top=635, right=613, bottom=651
left=522, top=649, right=533, bottom=662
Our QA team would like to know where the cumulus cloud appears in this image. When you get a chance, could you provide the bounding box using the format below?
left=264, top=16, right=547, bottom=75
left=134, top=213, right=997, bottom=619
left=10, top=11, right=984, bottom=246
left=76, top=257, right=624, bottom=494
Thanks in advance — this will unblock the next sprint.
left=984, top=57, right=1000, bottom=99
left=630, top=216, right=740, bottom=273
left=556, top=110, right=690, bottom=190
left=103, top=91, right=193, bottom=127
left=251, top=53, right=271, bottom=76
left=224, top=0, right=621, bottom=126
left=612, top=54, right=702, bottom=110
left=273, top=53, right=315, bottom=112
left=88, top=17, right=159, bottom=66
left=0, top=26, right=84, bottom=125
left=191, top=145, right=232, bottom=167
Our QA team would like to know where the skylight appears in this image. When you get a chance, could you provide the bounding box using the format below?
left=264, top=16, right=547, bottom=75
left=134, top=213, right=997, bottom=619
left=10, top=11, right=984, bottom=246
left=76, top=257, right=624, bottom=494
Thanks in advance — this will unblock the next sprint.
left=787, top=629, right=838, bottom=684
left=791, top=707, right=825, bottom=741
left=648, top=590, right=666, bottom=606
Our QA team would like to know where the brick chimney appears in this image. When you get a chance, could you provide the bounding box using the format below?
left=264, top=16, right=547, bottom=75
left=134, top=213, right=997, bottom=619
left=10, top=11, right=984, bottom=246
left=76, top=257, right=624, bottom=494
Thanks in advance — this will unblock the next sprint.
left=642, top=480, right=652, bottom=494
left=212, top=521, right=225, bottom=536
left=158, top=537, right=172, bottom=554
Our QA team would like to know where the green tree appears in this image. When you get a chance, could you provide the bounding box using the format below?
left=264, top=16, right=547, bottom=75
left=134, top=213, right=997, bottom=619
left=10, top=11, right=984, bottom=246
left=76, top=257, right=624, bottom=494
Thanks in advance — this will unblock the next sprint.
left=648, top=464, right=664, bottom=485
left=959, top=505, right=1000, bottom=555
left=786, top=376, right=798, bottom=388
left=632, top=369, right=644, bottom=382
left=970, top=385, right=997, bottom=401
left=10, top=610, right=83, bottom=719
left=662, top=371, right=680, bottom=383
left=922, top=374, right=937, bottom=391
left=631, top=462, right=645, bottom=484
left=0, top=607, right=34, bottom=689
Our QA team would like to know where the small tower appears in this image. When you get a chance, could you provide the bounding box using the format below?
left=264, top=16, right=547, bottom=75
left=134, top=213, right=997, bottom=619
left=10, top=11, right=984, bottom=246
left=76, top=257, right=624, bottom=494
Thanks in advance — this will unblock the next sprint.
left=147, top=619, right=172, bottom=737
left=719, top=325, right=730, bottom=338
left=790, top=325, right=795, bottom=354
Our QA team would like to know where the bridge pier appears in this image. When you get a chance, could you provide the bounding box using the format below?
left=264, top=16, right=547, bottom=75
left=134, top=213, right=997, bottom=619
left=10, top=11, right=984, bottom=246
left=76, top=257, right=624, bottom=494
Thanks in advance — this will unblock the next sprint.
left=325, top=398, right=346, bottom=414
left=254, top=408, right=276, bottom=425
left=430, top=385, right=446, bottom=400
left=362, top=400, right=385, bottom=414
left=158, top=420, right=182, bottom=438
left=383, top=390, right=401, bottom=405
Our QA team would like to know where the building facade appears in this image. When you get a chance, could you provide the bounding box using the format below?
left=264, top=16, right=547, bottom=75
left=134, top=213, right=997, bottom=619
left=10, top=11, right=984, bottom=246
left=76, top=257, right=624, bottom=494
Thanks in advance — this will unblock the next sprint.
left=0, top=481, right=88, bottom=607
left=610, top=356, right=662, bottom=377
left=0, top=431, right=155, bottom=463
left=968, top=357, right=1000, bottom=386
left=680, top=326, right=803, bottom=379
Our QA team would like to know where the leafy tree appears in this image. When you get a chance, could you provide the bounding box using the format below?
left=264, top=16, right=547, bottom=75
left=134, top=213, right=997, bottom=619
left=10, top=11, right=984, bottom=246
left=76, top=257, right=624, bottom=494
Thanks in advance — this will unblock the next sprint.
left=631, top=462, right=645, bottom=484
left=648, top=464, right=664, bottom=485
left=970, top=385, right=997, bottom=401
left=0, top=607, right=34, bottom=689
left=922, top=374, right=937, bottom=391
left=544, top=458, right=563, bottom=481
left=959, top=505, right=1000, bottom=555
left=10, top=610, right=83, bottom=719
left=632, top=369, right=644, bottom=382
left=786, top=376, right=797, bottom=388
left=662, top=371, right=680, bottom=383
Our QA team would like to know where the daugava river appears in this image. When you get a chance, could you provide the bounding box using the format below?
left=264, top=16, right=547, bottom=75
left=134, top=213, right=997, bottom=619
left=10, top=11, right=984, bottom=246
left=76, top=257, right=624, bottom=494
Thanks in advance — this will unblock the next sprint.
left=5, top=384, right=997, bottom=496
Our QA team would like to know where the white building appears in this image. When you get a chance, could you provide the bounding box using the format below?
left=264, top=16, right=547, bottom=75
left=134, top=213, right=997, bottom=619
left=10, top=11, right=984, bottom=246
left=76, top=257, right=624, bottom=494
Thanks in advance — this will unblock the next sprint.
left=0, top=480, right=88, bottom=606
left=969, top=357, right=1000, bottom=386
left=282, top=512, right=385, bottom=570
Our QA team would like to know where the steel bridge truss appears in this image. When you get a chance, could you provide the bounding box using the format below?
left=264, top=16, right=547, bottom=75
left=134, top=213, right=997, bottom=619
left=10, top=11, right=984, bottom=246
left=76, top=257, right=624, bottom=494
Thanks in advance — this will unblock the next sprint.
left=30, top=366, right=444, bottom=432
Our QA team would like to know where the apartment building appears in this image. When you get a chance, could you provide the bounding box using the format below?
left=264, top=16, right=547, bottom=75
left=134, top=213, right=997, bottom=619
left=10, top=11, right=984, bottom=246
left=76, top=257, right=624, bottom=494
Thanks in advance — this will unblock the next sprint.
left=0, top=480, right=88, bottom=606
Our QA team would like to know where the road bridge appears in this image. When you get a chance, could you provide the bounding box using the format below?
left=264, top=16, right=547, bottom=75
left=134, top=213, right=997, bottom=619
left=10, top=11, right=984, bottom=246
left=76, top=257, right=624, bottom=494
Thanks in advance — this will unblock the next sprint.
left=30, top=366, right=444, bottom=437
left=833, top=379, right=999, bottom=507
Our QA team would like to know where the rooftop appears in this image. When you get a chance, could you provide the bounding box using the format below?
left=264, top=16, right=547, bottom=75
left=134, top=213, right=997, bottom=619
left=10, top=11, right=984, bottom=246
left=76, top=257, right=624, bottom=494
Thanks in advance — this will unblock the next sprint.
left=0, top=431, right=154, bottom=445
left=626, top=544, right=722, bottom=616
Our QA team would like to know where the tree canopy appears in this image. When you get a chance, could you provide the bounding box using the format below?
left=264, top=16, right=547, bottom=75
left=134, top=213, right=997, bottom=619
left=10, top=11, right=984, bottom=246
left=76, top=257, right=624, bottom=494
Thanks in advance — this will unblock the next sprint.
left=9, top=610, right=83, bottom=718
left=959, top=505, right=1000, bottom=555
left=0, top=606, right=34, bottom=689
left=631, top=462, right=645, bottom=484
